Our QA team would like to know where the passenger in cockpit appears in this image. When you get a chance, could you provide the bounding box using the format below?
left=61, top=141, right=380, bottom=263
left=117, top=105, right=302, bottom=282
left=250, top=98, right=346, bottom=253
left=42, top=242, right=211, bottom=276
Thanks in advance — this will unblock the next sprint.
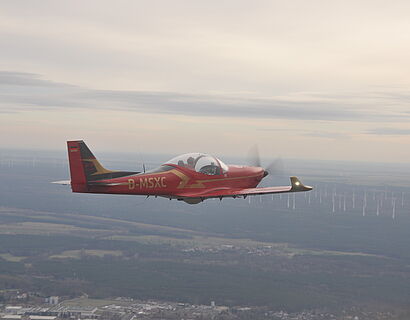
left=187, top=157, right=195, bottom=169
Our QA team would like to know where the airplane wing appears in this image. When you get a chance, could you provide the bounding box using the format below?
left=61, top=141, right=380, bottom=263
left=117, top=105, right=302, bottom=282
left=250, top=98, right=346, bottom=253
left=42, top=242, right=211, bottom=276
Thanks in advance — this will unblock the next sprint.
left=174, top=176, right=312, bottom=200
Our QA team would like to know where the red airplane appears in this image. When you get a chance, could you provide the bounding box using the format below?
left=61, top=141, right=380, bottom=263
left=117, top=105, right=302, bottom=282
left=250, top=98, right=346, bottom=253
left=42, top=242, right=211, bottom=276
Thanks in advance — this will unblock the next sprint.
left=56, top=140, right=312, bottom=204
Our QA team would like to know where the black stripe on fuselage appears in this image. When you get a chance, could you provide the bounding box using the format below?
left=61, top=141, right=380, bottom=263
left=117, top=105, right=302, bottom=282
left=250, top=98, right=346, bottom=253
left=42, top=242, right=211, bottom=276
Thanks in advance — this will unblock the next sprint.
left=88, top=171, right=139, bottom=181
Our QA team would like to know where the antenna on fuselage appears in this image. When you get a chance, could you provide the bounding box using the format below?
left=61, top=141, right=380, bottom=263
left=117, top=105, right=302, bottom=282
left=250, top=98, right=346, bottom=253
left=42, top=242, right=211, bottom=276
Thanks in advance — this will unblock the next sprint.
left=143, top=163, right=146, bottom=173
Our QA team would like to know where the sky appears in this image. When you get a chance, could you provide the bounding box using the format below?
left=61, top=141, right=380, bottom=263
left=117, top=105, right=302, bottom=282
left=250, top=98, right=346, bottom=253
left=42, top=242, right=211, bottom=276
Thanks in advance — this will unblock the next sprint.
left=1, top=0, right=410, bottom=163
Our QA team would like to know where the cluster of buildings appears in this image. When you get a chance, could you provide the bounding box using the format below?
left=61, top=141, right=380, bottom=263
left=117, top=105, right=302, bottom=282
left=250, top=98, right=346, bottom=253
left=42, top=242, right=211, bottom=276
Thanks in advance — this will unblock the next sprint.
left=182, top=243, right=283, bottom=256
left=267, top=309, right=396, bottom=320
left=0, top=295, right=400, bottom=320
left=0, top=298, right=229, bottom=320
left=0, top=304, right=98, bottom=320
left=99, top=300, right=229, bottom=319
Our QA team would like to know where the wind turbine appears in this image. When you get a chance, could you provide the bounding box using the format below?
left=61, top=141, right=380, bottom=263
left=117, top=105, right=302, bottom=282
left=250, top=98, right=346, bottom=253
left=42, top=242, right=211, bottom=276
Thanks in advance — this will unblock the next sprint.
left=376, top=199, right=380, bottom=216
left=362, top=190, right=367, bottom=217
left=352, top=189, right=355, bottom=209
left=392, top=198, right=396, bottom=220
left=343, top=193, right=346, bottom=212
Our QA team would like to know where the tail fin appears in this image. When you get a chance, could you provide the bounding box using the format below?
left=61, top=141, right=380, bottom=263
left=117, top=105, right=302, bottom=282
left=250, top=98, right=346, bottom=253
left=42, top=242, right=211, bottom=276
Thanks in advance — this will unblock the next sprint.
left=67, top=140, right=110, bottom=192
left=67, top=140, right=138, bottom=192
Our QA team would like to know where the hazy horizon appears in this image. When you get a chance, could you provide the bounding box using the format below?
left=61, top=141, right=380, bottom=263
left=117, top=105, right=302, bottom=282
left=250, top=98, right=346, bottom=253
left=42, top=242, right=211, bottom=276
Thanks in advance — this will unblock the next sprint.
left=1, top=1, right=410, bottom=163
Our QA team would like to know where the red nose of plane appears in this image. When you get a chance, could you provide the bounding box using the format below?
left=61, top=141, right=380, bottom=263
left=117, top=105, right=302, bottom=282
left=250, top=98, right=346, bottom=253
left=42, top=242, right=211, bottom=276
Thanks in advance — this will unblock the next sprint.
left=254, top=167, right=267, bottom=181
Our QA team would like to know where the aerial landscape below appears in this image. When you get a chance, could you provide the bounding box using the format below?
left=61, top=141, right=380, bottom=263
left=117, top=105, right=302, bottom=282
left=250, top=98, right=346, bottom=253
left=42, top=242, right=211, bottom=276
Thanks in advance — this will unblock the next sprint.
left=0, top=150, right=410, bottom=319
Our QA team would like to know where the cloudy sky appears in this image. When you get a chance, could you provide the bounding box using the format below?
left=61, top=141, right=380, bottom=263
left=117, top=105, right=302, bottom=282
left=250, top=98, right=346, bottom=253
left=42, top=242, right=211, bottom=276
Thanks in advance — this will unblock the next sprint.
left=1, top=1, right=410, bottom=162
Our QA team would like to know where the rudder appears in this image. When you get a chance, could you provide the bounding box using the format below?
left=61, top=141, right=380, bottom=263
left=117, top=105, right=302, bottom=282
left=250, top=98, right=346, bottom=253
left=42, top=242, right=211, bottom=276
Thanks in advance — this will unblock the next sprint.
left=67, top=140, right=138, bottom=193
left=67, top=140, right=113, bottom=192
left=67, top=141, right=88, bottom=192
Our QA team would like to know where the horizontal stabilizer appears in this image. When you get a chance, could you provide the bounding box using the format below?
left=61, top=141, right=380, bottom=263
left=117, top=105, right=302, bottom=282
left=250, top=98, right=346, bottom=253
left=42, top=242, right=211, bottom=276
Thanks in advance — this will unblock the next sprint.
left=51, top=180, right=71, bottom=185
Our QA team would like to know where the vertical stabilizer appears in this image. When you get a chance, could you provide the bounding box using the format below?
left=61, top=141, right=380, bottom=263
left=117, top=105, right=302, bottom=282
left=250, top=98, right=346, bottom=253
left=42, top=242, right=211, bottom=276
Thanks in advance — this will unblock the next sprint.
left=67, top=141, right=89, bottom=192
left=67, top=140, right=138, bottom=193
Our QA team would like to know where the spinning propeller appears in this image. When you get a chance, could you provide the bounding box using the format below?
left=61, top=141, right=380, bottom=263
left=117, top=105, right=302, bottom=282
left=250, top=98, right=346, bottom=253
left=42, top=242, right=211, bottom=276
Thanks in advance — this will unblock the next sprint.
left=248, top=145, right=285, bottom=177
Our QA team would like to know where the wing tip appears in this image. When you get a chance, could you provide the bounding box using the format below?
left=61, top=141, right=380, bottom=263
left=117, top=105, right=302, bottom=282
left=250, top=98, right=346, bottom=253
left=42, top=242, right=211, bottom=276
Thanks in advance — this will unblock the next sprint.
left=290, top=176, right=312, bottom=191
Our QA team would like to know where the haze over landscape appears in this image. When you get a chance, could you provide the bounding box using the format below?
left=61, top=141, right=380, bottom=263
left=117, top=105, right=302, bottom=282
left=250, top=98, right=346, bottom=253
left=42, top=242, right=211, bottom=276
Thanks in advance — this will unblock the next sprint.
left=1, top=1, right=410, bottom=320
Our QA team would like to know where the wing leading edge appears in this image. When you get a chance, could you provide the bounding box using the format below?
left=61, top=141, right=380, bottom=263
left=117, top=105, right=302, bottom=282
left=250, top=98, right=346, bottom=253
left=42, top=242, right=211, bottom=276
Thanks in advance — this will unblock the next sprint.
left=175, top=176, right=312, bottom=200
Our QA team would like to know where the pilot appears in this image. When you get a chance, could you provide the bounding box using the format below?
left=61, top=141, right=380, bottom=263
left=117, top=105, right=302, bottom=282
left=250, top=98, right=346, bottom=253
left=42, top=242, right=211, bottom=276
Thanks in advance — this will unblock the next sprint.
left=200, top=162, right=219, bottom=175
left=187, top=157, right=195, bottom=169
left=209, top=162, right=218, bottom=175
left=178, top=160, right=185, bottom=167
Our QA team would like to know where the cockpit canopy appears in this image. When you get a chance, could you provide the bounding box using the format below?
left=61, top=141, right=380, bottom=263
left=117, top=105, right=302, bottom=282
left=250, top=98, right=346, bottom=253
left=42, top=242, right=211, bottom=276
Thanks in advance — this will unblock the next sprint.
left=165, top=153, right=228, bottom=175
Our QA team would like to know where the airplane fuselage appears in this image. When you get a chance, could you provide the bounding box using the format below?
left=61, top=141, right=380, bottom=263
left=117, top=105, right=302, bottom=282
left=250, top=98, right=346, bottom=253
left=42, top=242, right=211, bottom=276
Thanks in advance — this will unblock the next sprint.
left=83, top=165, right=265, bottom=198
